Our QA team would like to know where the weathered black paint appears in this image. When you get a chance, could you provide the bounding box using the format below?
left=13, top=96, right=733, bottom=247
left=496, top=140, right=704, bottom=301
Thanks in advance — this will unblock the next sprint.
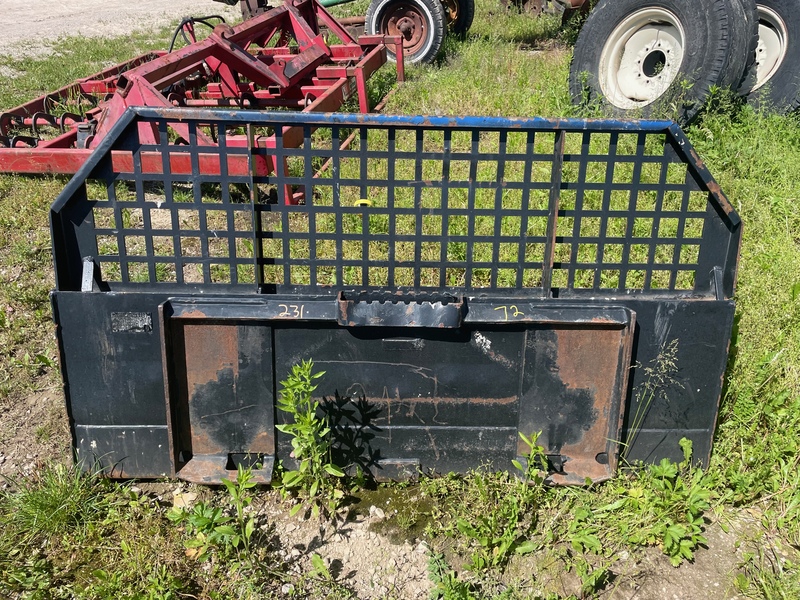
left=49, top=109, right=740, bottom=483
left=521, top=329, right=599, bottom=454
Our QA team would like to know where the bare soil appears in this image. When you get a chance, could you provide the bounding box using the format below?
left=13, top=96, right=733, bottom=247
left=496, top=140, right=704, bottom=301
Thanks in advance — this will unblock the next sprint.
left=0, top=0, right=239, bottom=59
left=0, top=4, right=786, bottom=598
left=0, top=387, right=70, bottom=481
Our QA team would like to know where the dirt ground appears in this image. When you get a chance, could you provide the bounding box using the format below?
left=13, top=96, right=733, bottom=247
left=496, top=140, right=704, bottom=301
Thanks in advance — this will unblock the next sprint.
left=0, top=4, right=784, bottom=598
left=0, top=0, right=239, bottom=59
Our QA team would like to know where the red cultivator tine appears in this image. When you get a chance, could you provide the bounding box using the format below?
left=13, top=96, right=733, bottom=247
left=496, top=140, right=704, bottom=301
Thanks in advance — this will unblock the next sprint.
left=0, top=0, right=403, bottom=185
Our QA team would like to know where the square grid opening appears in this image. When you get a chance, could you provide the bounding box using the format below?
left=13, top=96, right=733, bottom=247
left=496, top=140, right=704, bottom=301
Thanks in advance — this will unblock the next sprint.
left=78, top=117, right=714, bottom=296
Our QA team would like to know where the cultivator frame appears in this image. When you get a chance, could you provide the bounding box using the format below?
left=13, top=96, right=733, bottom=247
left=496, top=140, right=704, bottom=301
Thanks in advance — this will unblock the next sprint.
left=51, top=108, right=740, bottom=485
left=0, top=0, right=402, bottom=175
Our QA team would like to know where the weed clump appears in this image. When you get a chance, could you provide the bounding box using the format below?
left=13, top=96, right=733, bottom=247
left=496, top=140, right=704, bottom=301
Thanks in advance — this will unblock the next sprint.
left=0, top=463, right=118, bottom=543
left=599, top=439, right=714, bottom=566
left=275, top=359, right=345, bottom=519
left=167, top=464, right=259, bottom=561
left=419, top=437, right=716, bottom=596
left=422, top=433, right=548, bottom=573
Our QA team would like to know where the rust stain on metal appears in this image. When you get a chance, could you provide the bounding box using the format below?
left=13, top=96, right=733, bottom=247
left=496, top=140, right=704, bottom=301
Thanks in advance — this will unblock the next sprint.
left=533, top=326, right=629, bottom=483
left=690, top=148, right=705, bottom=169
left=182, top=323, right=240, bottom=455
left=249, top=430, right=275, bottom=454
left=178, top=456, right=272, bottom=484
left=337, top=294, right=350, bottom=323
left=188, top=427, right=223, bottom=456
left=705, top=180, right=735, bottom=216
left=183, top=324, right=239, bottom=392
left=553, top=327, right=620, bottom=393
left=178, top=309, right=210, bottom=319
left=588, top=316, right=620, bottom=324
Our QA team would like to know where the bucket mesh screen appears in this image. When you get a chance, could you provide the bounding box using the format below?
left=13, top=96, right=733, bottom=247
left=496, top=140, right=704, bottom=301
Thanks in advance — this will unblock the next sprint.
left=55, top=111, right=736, bottom=297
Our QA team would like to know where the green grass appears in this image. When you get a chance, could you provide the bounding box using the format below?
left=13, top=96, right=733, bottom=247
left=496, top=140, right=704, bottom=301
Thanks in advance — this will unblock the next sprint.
left=0, top=175, right=63, bottom=401
left=0, top=464, right=288, bottom=599
left=1, top=1, right=800, bottom=598
left=1, top=464, right=118, bottom=543
left=0, top=31, right=175, bottom=109
left=389, top=31, right=574, bottom=118
left=676, top=103, right=800, bottom=553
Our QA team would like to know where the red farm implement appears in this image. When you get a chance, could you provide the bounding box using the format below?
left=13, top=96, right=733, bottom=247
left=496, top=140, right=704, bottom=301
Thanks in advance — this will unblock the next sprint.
left=0, top=0, right=402, bottom=178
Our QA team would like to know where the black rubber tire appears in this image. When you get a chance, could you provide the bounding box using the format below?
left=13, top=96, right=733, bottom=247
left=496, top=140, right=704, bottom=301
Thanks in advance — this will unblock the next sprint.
left=727, top=0, right=760, bottom=95
left=569, top=0, right=741, bottom=124
left=445, top=0, right=475, bottom=37
left=744, top=0, right=800, bottom=112
left=365, top=0, right=447, bottom=64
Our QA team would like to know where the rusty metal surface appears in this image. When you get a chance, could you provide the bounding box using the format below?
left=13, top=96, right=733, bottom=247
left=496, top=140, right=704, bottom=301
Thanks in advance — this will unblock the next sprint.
left=163, top=317, right=276, bottom=481
left=519, top=323, right=635, bottom=484
left=376, top=2, right=430, bottom=55
left=176, top=454, right=274, bottom=484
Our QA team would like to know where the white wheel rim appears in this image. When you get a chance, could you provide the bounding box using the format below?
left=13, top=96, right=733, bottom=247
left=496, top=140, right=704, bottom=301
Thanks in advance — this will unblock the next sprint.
left=373, top=0, right=436, bottom=63
left=753, top=5, right=788, bottom=91
left=598, top=8, right=685, bottom=110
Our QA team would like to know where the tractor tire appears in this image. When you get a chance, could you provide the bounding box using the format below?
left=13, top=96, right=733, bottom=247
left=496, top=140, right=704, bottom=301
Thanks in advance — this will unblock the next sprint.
left=366, top=0, right=447, bottom=64
left=443, top=0, right=475, bottom=37
left=743, top=0, right=800, bottom=112
left=569, top=0, right=745, bottom=124
left=726, top=0, right=759, bottom=95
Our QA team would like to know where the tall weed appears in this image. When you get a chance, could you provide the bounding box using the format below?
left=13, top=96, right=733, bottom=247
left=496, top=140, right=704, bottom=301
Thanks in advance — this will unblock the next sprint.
left=276, top=360, right=345, bottom=518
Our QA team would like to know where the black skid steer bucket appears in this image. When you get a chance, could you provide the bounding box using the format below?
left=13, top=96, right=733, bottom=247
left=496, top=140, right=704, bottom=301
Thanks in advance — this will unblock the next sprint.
left=50, top=108, right=740, bottom=485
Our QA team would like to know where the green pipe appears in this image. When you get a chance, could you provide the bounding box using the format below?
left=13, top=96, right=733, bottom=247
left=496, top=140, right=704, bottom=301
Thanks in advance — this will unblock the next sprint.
left=318, top=0, right=353, bottom=7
